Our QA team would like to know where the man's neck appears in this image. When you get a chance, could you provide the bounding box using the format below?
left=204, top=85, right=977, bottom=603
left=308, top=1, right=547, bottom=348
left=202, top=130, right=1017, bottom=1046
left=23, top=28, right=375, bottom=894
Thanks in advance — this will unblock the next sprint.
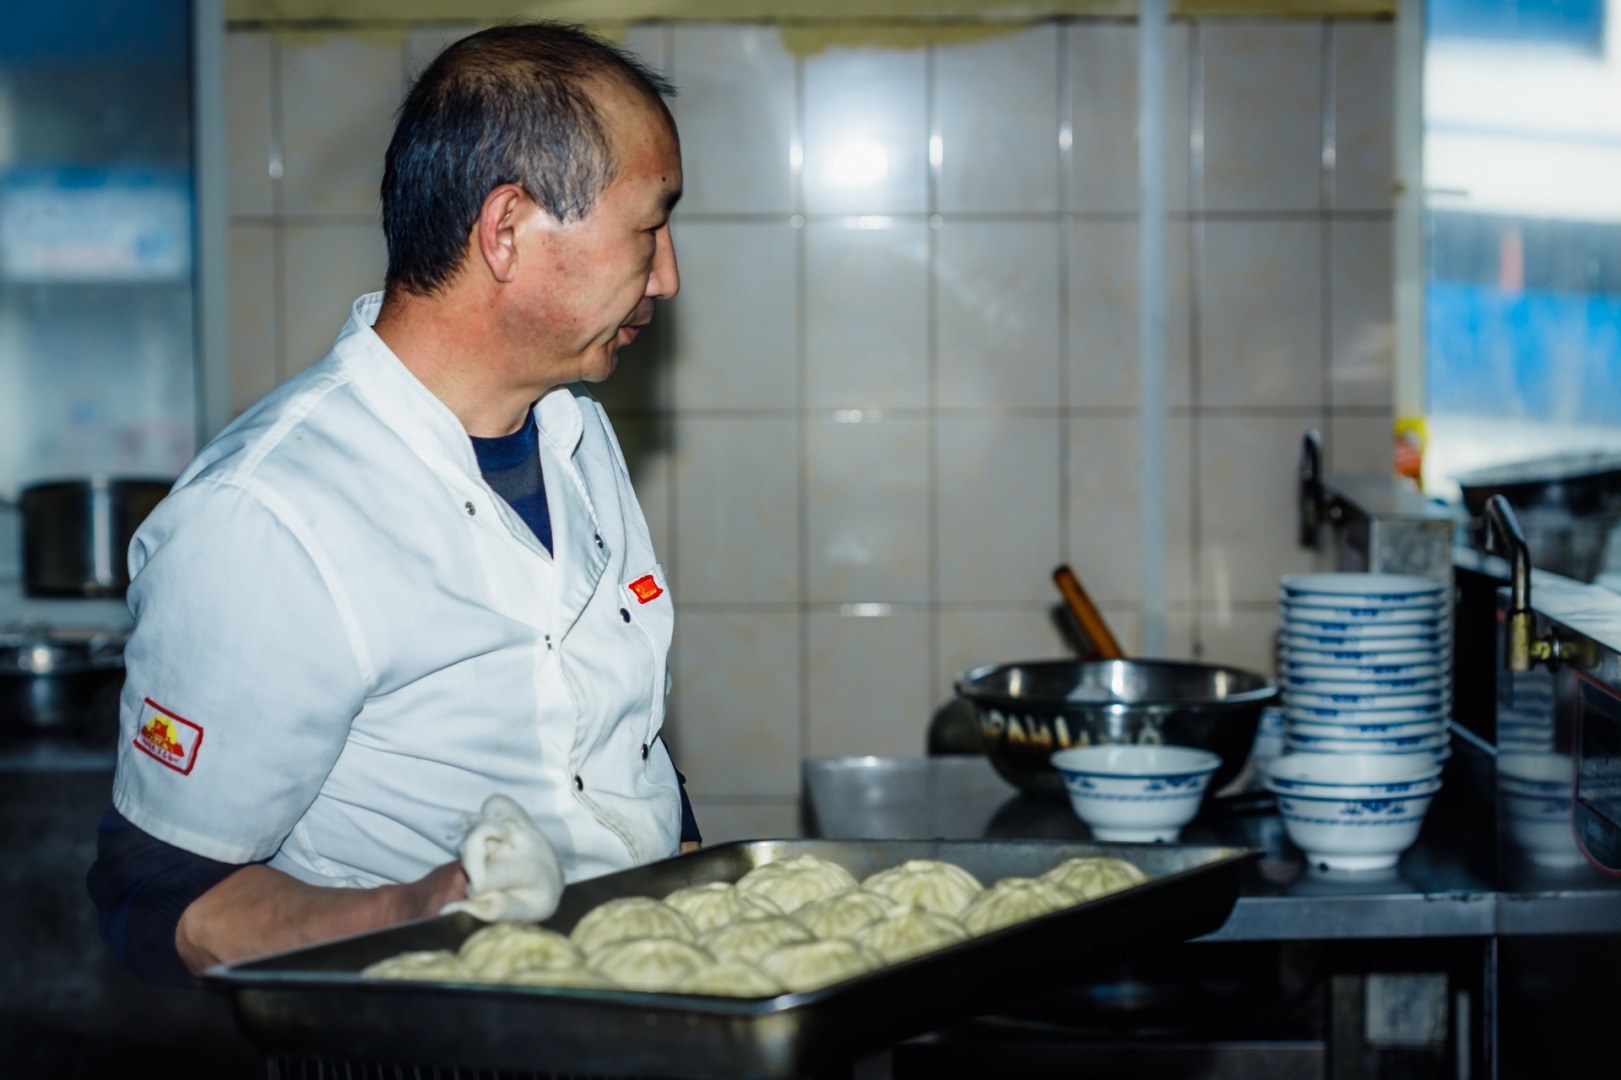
left=372, top=289, right=545, bottom=438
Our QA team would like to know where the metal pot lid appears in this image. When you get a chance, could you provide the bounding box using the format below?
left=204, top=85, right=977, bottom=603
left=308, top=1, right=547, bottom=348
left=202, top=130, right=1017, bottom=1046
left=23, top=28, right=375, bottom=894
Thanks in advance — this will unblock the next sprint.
left=1453, top=450, right=1621, bottom=488
left=0, top=631, right=126, bottom=674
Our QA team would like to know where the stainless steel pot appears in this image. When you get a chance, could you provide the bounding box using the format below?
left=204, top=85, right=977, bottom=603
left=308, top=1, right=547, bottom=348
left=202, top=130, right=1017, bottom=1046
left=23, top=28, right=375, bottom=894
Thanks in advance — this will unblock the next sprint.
left=16, top=478, right=170, bottom=597
left=0, top=633, right=125, bottom=740
left=957, top=659, right=1277, bottom=798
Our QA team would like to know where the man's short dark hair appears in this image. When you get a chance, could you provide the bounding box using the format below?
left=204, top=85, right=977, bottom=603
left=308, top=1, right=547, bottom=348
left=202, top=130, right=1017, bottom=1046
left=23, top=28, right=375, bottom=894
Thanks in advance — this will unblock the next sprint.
left=381, top=22, right=676, bottom=297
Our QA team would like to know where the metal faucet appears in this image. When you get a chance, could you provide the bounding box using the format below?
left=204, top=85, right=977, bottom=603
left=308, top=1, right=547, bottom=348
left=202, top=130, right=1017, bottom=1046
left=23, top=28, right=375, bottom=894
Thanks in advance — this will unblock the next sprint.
left=1481, top=495, right=1559, bottom=672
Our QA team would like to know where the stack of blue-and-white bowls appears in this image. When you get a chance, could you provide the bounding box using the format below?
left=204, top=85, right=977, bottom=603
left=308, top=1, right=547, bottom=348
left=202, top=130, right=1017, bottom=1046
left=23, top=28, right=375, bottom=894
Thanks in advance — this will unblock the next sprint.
left=1278, top=573, right=1452, bottom=760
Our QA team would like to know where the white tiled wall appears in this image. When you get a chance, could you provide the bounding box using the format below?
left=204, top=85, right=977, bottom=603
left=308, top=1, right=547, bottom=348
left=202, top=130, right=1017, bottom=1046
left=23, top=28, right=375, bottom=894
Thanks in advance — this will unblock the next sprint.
left=223, top=19, right=1395, bottom=835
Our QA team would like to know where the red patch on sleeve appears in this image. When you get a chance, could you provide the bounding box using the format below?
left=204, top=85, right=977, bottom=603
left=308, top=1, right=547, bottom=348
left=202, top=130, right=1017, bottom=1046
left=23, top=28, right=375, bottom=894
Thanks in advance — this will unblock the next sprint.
left=628, top=574, right=664, bottom=604
left=133, top=699, right=203, bottom=775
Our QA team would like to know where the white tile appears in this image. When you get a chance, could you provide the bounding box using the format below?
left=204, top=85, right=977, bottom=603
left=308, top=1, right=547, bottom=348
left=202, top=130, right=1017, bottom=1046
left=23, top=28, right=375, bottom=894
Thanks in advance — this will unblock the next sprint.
left=225, top=32, right=274, bottom=217
left=1199, top=219, right=1323, bottom=408
left=1328, top=413, right=1394, bottom=476
left=280, top=34, right=404, bottom=217
left=672, top=416, right=798, bottom=603
left=1330, top=219, right=1394, bottom=409
left=686, top=799, right=802, bottom=843
left=936, top=222, right=1061, bottom=408
left=937, top=25, right=1060, bottom=214
left=936, top=606, right=1071, bottom=703
left=1332, top=22, right=1395, bottom=211
left=589, top=307, right=672, bottom=415
left=803, top=45, right=927, bottom=214
left=807, top=416, right=929, bottom=603
left=1197, top=606, right=1280, bottom=678
left=1096, top=605, right=1199, bottom=661
left=1069, top=22, right=1192, bottom=213
left=671, top=25, right=795, bottom=215
left=280, top=223, right=387, bottom=378
left=611, top=417, right=673, bottom=562
left=621, top=24, right=670, bottom=77
left=1199, top=414, right=1322, bottom=605
left=1096, top=603, right=1140, bottom=657
left=936, top=415, right=1062, bottom=604
left=805, top=222, right=929, bottom=409
left=1165, top=606, right=1199, bottom=662
left=1066, top=415, right=1194, bottom=606
left=228, top=225, right=277, bottom=416
left=669, top=611, right=800, bottom=798
left=1068, top=220, right=1193, bottom=409
left=807, top=611, right=931, bottom=759
left=1202, top=22, right=1324, bottom=213
left=670, top=221, right=797, bottom=409
left=404, top=24, right=481, bottom=83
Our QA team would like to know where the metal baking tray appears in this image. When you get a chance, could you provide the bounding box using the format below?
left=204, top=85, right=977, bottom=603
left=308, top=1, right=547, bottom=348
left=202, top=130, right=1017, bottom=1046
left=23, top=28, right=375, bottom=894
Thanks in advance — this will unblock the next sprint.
left=208, top=839, right=1258, bottom=1078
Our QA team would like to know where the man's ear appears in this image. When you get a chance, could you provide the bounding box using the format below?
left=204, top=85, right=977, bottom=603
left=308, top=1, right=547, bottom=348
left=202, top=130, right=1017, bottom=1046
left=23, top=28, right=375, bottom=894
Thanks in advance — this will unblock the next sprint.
left=475, top=184, right=531, bottom=284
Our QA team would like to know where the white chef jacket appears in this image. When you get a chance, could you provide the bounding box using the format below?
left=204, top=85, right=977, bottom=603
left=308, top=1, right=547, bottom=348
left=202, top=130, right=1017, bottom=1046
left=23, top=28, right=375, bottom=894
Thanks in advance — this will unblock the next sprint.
left=111, top=292, right=681, bottom=888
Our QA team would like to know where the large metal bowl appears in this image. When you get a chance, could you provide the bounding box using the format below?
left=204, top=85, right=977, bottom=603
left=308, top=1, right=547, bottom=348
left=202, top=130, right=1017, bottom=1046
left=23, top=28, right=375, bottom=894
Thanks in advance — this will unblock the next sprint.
left=956, top=659, right=1277, bottom=798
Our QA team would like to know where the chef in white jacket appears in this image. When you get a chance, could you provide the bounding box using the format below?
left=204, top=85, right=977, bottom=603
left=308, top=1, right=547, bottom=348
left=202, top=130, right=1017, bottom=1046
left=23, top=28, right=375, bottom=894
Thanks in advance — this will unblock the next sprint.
left=87, top=23, right=696, bottom=982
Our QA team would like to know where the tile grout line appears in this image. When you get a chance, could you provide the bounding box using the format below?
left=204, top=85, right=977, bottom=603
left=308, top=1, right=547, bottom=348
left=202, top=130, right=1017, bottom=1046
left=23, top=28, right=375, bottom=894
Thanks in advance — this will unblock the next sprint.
left=659, top=25, right=685, bottom=766
left=1057, top=22, right=1074, bottom=576
left=793, top=46, right=811, bottom=783
left=925, top=41, right=942, bottom=711
left=269, top=36, right=287, bottom=383
left=1187, top=18, right=1205, bottom=659
left=1321, top=19, right=1337, bottom=472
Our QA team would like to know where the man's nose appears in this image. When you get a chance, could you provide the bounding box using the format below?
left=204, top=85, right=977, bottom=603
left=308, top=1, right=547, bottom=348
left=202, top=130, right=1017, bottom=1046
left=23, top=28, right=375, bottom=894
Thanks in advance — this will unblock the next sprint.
left=647, top=223, right=679, bottom=300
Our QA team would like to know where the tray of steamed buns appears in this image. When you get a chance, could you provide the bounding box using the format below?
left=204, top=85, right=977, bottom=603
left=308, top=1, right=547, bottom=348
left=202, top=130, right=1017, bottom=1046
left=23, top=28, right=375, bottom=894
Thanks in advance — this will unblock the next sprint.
left=210, top=840, right=1257, bottom=1078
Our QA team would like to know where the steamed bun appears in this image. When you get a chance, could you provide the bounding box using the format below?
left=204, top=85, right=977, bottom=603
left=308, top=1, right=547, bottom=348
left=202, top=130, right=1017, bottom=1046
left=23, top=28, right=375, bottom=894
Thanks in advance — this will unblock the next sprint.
left=854, top=908, right=969, bottom=963
left=676, top=961, right=785, bottom=998
left=569, top=897, right=696, bottom=954
left=699, top=916, right=814, bottom=964
left=792, top=890, right=900, bottom=940
left=361, top=950, right=472, bottom=981
left=664, top=881, right=783, bottom=932
left=505, top=965, right=619, bottom=989
left=960, top=877, right=1079, bottom=935
left=589, top=938, right=715, bottom=992
left=458, top=923, right=582, bottom=980
left=736, top=855, right=858, bottom=914
left=758, top=939, right=881, bottom=992
left=1040, top=856, right=1149, bottom=901
left=861, top=860, right=984, bottom=918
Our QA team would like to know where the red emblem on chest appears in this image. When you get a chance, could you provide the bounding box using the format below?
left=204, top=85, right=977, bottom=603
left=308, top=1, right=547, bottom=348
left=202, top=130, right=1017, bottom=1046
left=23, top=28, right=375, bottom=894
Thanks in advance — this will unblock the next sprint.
left=628, top=575, right=664, bottom=604
left=133, top=699, right=204, bottom=775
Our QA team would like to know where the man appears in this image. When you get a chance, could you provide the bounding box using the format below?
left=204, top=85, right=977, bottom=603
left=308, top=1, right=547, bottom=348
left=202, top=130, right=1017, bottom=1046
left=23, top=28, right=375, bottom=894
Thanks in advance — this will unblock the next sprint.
left=87, top=23, right=697, bottom=986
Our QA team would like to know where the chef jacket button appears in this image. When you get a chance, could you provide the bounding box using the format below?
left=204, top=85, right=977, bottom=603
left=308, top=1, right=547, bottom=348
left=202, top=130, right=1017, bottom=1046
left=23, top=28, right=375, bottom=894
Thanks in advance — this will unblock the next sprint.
left=620, top=608, right=631, bottom=623
left=594, top=533, right=603, bottom=547
left=641, top=743, right=649, bottom=760
left=574, top=775, right=584, bottom=791
left=544, top=634, right=552, bottom=649
left=464, top=501, right=475, bottom=516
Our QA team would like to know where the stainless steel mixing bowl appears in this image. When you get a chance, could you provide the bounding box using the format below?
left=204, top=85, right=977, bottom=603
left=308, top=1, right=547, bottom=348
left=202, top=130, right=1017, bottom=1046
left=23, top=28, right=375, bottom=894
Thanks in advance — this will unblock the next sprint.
left=956, top=659, right=1277, bottom=798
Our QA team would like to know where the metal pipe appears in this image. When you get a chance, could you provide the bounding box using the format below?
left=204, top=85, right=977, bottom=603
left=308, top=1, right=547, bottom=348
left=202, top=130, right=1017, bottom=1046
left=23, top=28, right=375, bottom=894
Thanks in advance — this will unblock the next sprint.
left=192, top=0, right=230, bottom=442
left=1138, top=0, right=1170, bottom=656
left=1482, top=494, right=1553, bottom=672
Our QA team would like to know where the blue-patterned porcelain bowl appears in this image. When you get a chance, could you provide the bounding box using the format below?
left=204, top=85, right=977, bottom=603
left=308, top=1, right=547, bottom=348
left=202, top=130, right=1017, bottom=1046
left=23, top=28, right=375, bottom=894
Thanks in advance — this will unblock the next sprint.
left=1274, top=788, right=1438, bottom=871
left=1050, top=744, right=1222, bottom=843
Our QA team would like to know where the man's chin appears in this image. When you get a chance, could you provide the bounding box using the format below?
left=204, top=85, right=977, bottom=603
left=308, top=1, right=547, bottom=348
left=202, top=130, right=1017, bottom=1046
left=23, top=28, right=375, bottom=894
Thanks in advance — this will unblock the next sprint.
left=578, top=348, right=619, bottom=384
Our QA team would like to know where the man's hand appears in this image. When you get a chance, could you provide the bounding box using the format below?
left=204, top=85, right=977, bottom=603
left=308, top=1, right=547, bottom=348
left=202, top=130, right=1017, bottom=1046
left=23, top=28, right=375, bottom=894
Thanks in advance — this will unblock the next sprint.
left=175, top=860, right=468, bottom=976
left=395, top=859, right=473, bottom=920
left=680, top=841, right=701, bottom=854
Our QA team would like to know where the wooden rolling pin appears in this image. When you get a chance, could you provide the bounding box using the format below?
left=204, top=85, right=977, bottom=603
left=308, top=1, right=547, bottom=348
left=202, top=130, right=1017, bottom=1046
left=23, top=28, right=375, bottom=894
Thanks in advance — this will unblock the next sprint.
left=1052, top=564, right=1126, bottom=660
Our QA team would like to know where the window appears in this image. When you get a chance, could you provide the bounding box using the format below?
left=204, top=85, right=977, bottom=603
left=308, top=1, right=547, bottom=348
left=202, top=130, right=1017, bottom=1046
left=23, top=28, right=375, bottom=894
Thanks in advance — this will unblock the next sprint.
left=1421, top=0, right=1621, bottom=494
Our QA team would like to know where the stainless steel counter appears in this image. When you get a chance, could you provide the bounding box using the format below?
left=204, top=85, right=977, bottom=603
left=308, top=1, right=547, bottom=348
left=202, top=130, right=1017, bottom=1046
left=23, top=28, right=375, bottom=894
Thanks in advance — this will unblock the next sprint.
left=802, top=755, right=1621, bottom=942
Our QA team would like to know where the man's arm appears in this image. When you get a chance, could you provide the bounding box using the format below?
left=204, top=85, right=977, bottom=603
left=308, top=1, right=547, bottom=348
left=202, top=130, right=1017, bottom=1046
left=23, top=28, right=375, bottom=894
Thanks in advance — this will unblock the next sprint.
left=176, top=860, right=467, bottom=975
left=89, top=807, right=471, bottom=982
